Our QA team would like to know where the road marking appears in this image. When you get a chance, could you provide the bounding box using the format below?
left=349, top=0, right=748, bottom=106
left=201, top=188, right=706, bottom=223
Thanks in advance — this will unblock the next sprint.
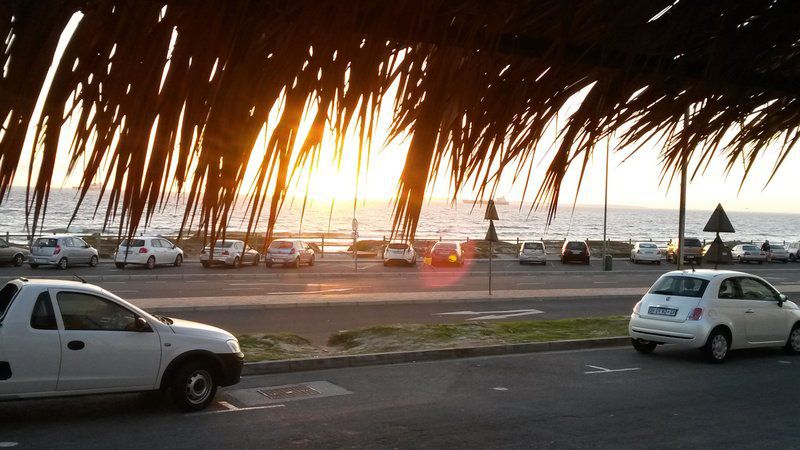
left=778, top=360, right=792, bottom=364
left=228, top=282, right=336, bottom=287
left=436, top=309, right=544, bottom=320
left=185, top=280, right=208, bottom=283
left=517, top=282, right=545, bottom=286
left=584, top=365, right=640, bottom=374
left=222, top=288, right=354, bottom=295
left=0, top=443, right=18, bottom=448
left=492, top=387, right=509, bottom=391
left=592, top=281, right=617, bottom=284
left=194, top=403, right=286, bottom=416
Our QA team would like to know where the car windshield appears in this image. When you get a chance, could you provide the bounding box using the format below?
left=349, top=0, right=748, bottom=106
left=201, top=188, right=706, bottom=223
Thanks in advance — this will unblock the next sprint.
left=388, top=243, right=409, bottom=250
left=523, top=243, right=543, bottom=250
left=269, top=241, right=293, bottom=249
left=35, top=238, right=58, bottom=247
left=213, top=241, right=236, bottom=248
left=742, top=245, right=759, bottom=251
left=772, top=245, right=785, bottom=250
left=0, top=282, right=19, bottom=318
left=684, top=239, right=702, bottom=247
left=120, top=239, right=145, bottom=247
left=649, top=276, right=709, bottom=298
left=566, top=242, right=585, bottom=250
left=639, top=243, right=657, bottom=248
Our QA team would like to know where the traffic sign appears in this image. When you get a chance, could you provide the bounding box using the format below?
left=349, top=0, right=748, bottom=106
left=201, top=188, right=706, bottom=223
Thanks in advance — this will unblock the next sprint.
left=703, top=203, right=734, bottom=233
left=485, top=220, right=499, bottom=242
left=484, top=200, right=499, bottom=221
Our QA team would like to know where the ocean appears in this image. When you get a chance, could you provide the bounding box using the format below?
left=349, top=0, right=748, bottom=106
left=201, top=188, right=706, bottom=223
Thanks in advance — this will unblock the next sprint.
left=0, top=187, right=797, bottom=244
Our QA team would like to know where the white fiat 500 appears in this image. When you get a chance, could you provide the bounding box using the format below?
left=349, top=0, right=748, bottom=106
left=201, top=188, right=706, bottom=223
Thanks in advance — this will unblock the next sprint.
left=629, top=270, right=800, bottom=363
left=0, top=278, right=243, bottom=411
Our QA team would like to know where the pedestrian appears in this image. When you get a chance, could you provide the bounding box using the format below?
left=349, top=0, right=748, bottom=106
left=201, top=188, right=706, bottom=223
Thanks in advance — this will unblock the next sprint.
left=762, top=240, right=771, bottom=262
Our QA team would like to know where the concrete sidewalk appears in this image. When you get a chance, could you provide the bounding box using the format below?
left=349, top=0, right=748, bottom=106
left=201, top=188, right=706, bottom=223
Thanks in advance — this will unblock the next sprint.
left=132, top=283, right=800, bottom=312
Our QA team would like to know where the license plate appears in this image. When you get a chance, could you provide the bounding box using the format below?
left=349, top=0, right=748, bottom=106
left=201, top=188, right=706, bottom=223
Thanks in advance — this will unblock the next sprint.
left=648, top=306, right=678, bottom=317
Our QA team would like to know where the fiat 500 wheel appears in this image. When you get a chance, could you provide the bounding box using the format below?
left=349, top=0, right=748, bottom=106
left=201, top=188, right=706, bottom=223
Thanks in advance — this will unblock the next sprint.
left=703, top=329, right=730, bottom=363
left=784, top=324, right=800, bottom=354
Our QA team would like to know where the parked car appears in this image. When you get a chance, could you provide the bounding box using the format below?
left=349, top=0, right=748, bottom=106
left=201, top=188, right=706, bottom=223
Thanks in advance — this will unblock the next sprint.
left=0, top=238, right=29, bottom=267
left=264, top=239, right=315, bottom=268
left=383, top=242, right=416, bottom=266
left=114, top=237, right=184, bottom=269
left=561, top=240, right=590, bottom=265
left=429, top=242, right=463, bottom=266
left=731, top=244, right=767, bottom=264
left=768, top=244, right=790, bottom=263
left=29, top=235, right=99, bottom=270
left=519, top=241, right=547, bottom=265
left=787, top=242, right=800, bottom=262
left=630, top=242, right=661, bottom=265
left=629, top=270, right=800, bottom=363
left=199, top=240, right=260, bottom=268
left=0, top=278, right=243, bottom=411
left=666, top=237, right=703, bottom=265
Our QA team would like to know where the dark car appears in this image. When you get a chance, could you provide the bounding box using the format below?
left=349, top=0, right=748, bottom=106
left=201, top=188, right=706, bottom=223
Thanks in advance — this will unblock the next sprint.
left=429, top=242, right=463, bottom=266
left=561, top=240, right=590, bottom=265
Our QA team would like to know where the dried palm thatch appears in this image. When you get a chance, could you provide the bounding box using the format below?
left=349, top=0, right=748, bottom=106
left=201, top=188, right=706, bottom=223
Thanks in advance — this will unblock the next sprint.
left=1, top=1, right=799, bottom=244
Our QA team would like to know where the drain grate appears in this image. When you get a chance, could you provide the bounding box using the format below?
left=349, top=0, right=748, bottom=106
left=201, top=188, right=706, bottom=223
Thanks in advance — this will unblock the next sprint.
left=257, top=384, right=320, bottom=400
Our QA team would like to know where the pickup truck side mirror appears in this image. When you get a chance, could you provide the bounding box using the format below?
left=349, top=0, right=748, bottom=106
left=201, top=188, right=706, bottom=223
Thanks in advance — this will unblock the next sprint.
left=134, top=316, right=151, bottom=331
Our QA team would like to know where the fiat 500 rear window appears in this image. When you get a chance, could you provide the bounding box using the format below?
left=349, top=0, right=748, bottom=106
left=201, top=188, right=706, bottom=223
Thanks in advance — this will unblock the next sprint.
left=649, top=276, right=709, bottom=298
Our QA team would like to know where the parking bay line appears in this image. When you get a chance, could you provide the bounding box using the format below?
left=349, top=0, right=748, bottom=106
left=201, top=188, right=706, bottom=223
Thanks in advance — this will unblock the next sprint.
left=584, top=365, right=640, bottom=374
left=193, top=402, right=286, bottom=416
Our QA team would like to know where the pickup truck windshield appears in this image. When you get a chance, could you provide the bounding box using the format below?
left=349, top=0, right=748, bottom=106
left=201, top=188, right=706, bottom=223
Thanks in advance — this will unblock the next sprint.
left=0, top=282, right=20, bottom=318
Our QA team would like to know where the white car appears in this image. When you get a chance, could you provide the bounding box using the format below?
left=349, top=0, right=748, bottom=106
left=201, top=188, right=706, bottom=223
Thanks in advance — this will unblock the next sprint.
left=383, top=242, right=417, bottom=266
left=265, top=240, right=315, bottom=268
left=519, top=241, right=547, bottom=265
left=731, top=244, right=767, bottom=264
left=630, top=242, right=661, bottom=264
left=768, top=244, right=790, bottom=263
left=200, top=240, right=261, bottom=268
left=114, top=237, right=184, bottom=269
left=0, top=278, right=243, bottom=411
left=629, top=270, right=800, bottom=363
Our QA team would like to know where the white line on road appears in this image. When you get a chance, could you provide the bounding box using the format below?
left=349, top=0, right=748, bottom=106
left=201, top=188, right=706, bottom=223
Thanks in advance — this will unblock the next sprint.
left=185, top=280, right=208, bottom=283
left=592, top=281, right=618, bottom=284
left=436, top=309, right=544, bottom=320
left=228, top=282, right=334, bottom=287
left=194, top=403, right=286, bottom=416
left=517, top=282, right=545, bottom=285
left=584, top=365, right=640, bottom=374
left=221, top=287, right=354, bottom=295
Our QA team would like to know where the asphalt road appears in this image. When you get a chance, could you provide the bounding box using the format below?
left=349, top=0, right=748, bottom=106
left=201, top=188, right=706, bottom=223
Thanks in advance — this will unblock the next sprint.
left=4, top=260, right=800, bottom=342
left=4, top=345, right=800, bottom=448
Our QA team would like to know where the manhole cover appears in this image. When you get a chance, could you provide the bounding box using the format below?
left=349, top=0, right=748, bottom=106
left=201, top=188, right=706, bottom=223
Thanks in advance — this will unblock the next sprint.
left=258, top=384, right=320, bottom=400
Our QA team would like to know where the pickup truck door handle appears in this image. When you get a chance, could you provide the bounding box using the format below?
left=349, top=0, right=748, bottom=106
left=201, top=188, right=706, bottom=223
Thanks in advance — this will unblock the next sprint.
left=67, top=340, right=85, bottom=350
left=745, top=309, right=755, bottom=314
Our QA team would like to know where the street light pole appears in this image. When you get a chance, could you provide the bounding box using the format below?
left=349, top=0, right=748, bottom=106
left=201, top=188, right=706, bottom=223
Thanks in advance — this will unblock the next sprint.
left=603, top=138, right=609, bottom=263
left=677, top=112, right=689, bottom=271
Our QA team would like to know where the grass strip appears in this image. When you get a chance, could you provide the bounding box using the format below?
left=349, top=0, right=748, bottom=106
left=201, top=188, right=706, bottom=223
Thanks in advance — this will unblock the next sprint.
left=237, top=316, right=630, bottom=362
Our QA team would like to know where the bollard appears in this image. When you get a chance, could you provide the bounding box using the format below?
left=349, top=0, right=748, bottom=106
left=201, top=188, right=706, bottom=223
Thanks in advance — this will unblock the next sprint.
left=603, top=254, right=613, bottom=271
left=321, top=236, right=325, bottom=258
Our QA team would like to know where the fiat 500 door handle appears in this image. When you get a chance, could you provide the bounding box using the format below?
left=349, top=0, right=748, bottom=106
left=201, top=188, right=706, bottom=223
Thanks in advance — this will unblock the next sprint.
left=745, top=309, right=755, bottom=314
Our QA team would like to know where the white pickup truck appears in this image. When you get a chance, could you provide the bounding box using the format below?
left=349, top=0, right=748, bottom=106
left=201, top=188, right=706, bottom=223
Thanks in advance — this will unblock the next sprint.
left=0, top=278, right=243, bottom=411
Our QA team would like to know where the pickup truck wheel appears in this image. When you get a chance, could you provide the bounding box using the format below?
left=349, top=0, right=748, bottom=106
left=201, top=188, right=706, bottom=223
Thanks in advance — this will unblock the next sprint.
left=89, top=255, right=98, bottom=267
left=58, top=258, right=68, bottom=270
left=171, top=361, right=218, bottom=412
left=115, top=262, right=126, bottom=269
left=29, top=263, right=39, bottom=269
left=146, top=256, right=156, bottom=270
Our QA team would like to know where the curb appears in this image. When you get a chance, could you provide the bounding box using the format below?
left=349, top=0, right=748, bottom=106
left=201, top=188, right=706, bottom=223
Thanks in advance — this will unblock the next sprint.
left=241, top=336, right=630, bottom=375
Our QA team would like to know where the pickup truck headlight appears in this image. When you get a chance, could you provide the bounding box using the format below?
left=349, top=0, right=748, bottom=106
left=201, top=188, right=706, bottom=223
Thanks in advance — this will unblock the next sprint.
left=226, top=339, right=241, bottom=354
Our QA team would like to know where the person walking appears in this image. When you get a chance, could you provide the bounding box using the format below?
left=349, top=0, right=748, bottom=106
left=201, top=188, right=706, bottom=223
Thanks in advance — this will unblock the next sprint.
left=762, top=240, right=771, bottom=262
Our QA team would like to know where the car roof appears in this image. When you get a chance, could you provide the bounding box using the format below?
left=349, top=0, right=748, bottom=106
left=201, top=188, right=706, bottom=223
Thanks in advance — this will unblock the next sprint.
left=662, top=269, right=758, bottom=281
left=35, top=235, right=76, bottom=239
left=12, top=277, right=108, bottom=293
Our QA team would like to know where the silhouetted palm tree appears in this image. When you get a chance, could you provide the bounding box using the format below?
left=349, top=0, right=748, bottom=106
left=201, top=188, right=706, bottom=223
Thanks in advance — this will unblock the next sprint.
left=1, top=1, right=798, bottom=243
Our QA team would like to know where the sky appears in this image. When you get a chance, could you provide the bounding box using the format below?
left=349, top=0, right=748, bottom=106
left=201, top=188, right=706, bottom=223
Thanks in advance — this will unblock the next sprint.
left=13, top=12, right=800, bottom=215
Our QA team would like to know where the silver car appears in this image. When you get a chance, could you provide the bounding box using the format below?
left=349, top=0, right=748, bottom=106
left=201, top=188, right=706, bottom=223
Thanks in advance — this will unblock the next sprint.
left=199, top=240, right=260, bottom=268
left=0, top=238, right=29, bottom=267
left=731, top=244, right=767, bottom=264
left=519, top=241, right=547, bottom=265
left=768, top=244, right=790, bottom=263
left=265, top=240, right=315, bottom=268
left=29, top=235, right=99, bottom=269
left=629, top=270, right=800, bottom=363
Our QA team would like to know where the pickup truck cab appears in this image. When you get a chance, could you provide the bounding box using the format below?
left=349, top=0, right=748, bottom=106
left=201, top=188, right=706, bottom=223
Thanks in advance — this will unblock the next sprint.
left=0, top=278, right=243, bottom=411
